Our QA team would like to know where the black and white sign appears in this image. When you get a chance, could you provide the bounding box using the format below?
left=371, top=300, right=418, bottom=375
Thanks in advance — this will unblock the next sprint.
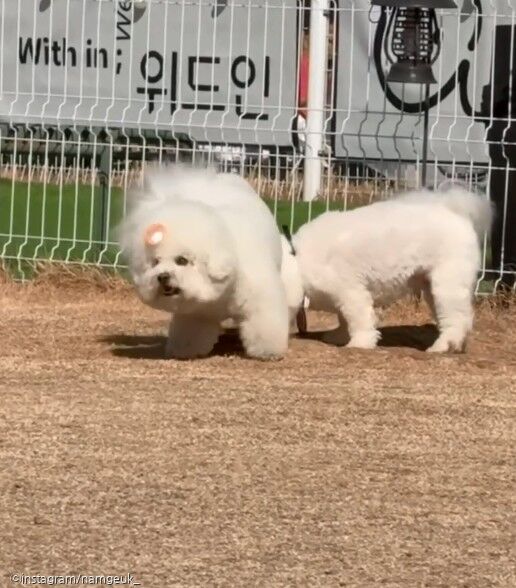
left=335, top=0, right=511, bottom=163
left=0, top=0, right=298, bottom=145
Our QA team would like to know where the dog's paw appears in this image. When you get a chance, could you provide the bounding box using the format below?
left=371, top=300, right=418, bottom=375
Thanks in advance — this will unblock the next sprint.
left=346, top=330, right=380, bottom=350
left=239, top=313, right=289, bottom=361
left=243, top=338, right=286, bottom=361
left=427, top=336, right=467, bottom=354
left=246, top=348, right=285, bottom=361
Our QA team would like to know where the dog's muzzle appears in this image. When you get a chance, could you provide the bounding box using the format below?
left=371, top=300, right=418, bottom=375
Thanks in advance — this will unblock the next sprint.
left=157, top=272, right=181, bottom=297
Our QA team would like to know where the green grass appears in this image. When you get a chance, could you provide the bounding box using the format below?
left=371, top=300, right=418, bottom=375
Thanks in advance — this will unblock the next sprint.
left=0, top=179, right=342, bottom=268
left=0, top=179, right=500, bottom=292
left=0, top=179, right=124, bottom=266
left=269, top=198, right=343, bottom=234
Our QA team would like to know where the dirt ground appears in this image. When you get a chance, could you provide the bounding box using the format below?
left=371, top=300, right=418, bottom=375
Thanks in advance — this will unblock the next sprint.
left=0, top=277, right=515, bottom=588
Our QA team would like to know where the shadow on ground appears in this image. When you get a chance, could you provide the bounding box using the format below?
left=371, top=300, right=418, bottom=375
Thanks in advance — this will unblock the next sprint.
left=101, top=331, right=245, bottom=360
left=102, top=324, right=439, bottom=358
left=299, top=323, right=439, bottom=352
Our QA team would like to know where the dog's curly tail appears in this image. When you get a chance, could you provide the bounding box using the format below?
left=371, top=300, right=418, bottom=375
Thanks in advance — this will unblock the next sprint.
left=438, top=186, right=494, bottom=238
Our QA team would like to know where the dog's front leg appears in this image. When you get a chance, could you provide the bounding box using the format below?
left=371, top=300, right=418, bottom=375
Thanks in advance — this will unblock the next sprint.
left=338, top=287, right=380, bottom=349
left=238, top=281, right=289, bottom=360
left=165, top=314, right=220, bottom=359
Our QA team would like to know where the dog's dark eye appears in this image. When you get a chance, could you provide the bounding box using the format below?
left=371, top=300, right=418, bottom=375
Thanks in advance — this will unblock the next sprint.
left=175, top=255, right=189, bottom=266
left=151, top=258, right=160, bottom=268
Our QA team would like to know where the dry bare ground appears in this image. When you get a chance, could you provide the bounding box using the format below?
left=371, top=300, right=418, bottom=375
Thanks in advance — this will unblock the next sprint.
left=0, top=274, right=515, bottom=587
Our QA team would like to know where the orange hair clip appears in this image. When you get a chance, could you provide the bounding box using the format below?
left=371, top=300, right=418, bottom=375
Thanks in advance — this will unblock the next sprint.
left=144, top=223, right=166, bottom=247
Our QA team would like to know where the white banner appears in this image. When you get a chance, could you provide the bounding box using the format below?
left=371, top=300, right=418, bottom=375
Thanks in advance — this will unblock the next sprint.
left=335, top=1, right=514, bottom=164
left=0, top=0, right=298, bottom=145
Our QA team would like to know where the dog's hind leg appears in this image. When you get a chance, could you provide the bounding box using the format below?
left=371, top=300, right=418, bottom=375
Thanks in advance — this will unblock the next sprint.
left=165, top=315, right=220, bottom=359
left=426, top=263, right=475, bottom=353
left=337, top=286, right=380, bottom=349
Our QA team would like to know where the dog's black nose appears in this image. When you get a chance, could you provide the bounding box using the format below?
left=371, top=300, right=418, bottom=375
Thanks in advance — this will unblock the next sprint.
left=157, top=272, right=170, bottom=285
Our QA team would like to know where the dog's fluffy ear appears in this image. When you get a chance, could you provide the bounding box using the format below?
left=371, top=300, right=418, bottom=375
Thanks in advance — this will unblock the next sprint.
left=206, top=250, right=234, bottom=282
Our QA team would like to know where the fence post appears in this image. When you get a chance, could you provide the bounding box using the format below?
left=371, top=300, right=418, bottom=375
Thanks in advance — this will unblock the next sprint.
left=94, top=145, right=111, bottom=259
left=303, top=0, right=329, bottom=202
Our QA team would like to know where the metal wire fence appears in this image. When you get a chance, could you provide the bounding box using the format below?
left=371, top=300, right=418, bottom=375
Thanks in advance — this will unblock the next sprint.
left=0, top=0, right=515, bottom=291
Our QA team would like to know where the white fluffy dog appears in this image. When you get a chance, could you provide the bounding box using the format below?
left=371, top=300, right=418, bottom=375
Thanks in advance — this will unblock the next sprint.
left=291, top=187, right=493, bottom=353
left=119, top=166, right=295, bottom=360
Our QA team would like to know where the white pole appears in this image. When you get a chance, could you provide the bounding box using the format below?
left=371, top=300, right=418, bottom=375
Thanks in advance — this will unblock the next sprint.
left=303, top=0, right=329, bottom=202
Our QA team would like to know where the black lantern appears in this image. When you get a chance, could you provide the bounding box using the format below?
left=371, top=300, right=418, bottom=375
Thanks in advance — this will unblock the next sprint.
left=372, top=0, right=456, bottom=186
left=372, top=0, right=456, bottom=85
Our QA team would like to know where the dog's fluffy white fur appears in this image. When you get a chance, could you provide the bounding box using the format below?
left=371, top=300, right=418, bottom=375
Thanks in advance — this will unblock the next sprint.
left=119, top=166, right=295, bottom=360
left=291, top=187, right=493, bottom=352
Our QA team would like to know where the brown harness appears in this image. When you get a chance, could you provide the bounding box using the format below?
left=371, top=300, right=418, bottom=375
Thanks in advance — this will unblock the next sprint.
left=282, top=225, right=307, bottom=335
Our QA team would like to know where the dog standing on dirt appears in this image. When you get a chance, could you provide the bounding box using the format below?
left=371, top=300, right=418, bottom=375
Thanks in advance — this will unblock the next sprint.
left=118, top=166, right=301, bottom=360
left=290, top=187, right=493, bottom=353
